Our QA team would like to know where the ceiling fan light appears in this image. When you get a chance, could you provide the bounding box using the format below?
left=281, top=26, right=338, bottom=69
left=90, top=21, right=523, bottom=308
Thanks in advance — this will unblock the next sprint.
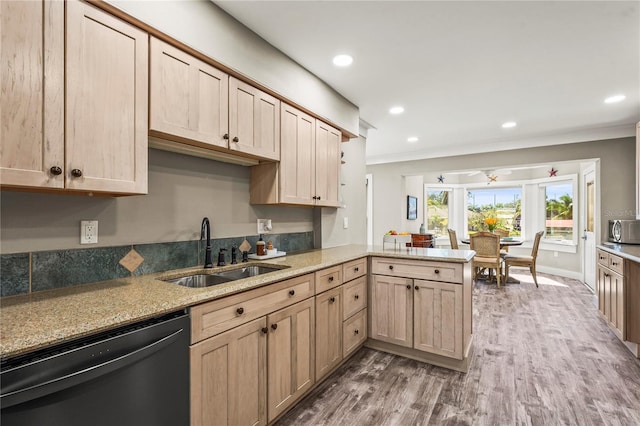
left=501, top=121, right=517, bottom=129
left=407, top=136, right=418, bottom=142
left=389, top=106, right=405, bottom=115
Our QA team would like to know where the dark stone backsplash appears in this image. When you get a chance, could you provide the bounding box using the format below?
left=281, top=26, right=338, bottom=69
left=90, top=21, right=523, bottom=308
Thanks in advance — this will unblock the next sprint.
left=0, top=231, right=313, bottom=297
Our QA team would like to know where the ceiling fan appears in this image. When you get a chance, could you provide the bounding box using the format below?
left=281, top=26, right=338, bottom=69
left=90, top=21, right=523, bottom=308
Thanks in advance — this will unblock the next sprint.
left=444, top=165, right=549, bottom=183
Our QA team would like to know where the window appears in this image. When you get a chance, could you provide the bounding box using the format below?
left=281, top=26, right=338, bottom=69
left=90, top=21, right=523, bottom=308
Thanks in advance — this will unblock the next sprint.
left=544, top=181, right=574, bottom=242
left=466, top=187, right=522, bottom=236
left=426, top=190, right=450, bottom=236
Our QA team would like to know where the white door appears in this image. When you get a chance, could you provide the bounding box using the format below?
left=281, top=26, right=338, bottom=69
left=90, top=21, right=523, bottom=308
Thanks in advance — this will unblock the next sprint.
left=366, top=174, right=373, bottom=246
left=582, top=166, right=596, bottom=290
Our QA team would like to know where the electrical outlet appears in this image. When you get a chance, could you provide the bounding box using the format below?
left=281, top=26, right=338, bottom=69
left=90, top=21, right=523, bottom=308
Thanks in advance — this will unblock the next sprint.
left=553, top=251, right=558, bottom=257
left=343, top=217, right=349, bottom=229
left=81, top=220, right=98, bottom=244
left=257, top=219, right=272, bottom=234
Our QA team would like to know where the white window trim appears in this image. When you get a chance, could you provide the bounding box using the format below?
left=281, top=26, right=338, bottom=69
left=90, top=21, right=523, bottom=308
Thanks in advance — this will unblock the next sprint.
left=424, top=185, right=453, bottom=237
left=538, top=175, right=578, bottom=248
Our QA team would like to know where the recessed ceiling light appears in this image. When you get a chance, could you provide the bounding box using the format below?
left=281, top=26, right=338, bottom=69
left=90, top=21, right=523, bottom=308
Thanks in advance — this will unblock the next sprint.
left=332, top=54, right=353, bottom=67
left=501, top=121, right=517, bottom=129
left=604, top=94, right=626, bottom=104
left=407, top=137, right=419, bottom=143
left=389, top=106, right=405, bottom=115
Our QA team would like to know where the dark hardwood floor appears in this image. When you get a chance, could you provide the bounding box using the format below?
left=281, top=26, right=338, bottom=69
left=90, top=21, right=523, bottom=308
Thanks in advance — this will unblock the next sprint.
left=276, top=270, right=640, bottom=425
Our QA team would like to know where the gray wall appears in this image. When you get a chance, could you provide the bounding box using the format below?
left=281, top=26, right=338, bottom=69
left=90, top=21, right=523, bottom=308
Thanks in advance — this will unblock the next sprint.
left=1, top=150, right=313, bottom=254
left=317, top=136, right=368, bottom=248
left=106, top=0, right=359, bottom=135
left=367, top=137, right=636, bottom=274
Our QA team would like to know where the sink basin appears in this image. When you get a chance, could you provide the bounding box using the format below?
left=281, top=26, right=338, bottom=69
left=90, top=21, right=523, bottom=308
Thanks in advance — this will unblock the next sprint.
left=161, top=265, right=287, bottom=288
left=214, top=265, right=283, bottom=280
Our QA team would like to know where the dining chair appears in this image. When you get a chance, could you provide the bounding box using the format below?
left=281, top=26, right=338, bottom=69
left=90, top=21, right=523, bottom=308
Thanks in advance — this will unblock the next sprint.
left=504, top=231, right=544, bottom=287
left=448, top=228, right=459, bottom=249
left=494, top=228, right=510, bottom=254
left=469, top=231, right=503, bottom=286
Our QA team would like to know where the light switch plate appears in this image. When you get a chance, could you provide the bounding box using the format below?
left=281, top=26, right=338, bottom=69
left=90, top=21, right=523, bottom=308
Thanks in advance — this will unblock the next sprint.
left=81, top=220, right=98, bottom=244
left=343, top=217, right=349, bottom=229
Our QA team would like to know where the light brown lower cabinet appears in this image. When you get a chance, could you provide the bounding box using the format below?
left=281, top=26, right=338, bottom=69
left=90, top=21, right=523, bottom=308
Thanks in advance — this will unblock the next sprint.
left=315, top=286, right=343, bottom=380
left=343, top=308, right=367, bottom=357
left=597, top=249, right=625, bottom=340
left=370, top=274, right=413, bottom=348
left=190, top=317, right=267, bottom=426
left=267, top=298, right=315, bottom=422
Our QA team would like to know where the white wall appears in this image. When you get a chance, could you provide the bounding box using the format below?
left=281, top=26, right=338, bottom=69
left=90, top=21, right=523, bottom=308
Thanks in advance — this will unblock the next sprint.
left=0, top=150, right=313, bottom=253
left=105, top=0, right=359, bottom=135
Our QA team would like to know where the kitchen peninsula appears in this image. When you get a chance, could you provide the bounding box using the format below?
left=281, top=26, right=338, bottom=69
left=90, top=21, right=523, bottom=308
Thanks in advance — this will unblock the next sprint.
left=1, top=245, right=474, bottom=425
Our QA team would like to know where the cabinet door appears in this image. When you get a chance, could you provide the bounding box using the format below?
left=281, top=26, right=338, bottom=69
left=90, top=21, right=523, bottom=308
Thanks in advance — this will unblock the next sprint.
left=596, top=265, right=607, bottom=316
left=150, top=37, right=229, bottom=149
left=279, top=103, right=315, bottom=205
left=65, top=1, right=148, bottom=194
left=370, top=275, right=413, bottom=348
left=413, top=279, right=463, bottom=359
left=1, top=0, right=64, bottom=189
left=315, top=286, right=343, bottom=380
left=229, top=77, right=280, bottom=161
left=610, top=271, right=625, bottom=340
left=267, top=298, right=315, bottom=422
left=191, top=317, right=267, bottom=426
left=315, top=120, right=341, bottom=207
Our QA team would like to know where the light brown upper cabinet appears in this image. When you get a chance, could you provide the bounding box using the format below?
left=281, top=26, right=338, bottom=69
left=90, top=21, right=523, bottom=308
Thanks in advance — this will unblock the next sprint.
left=250, top=103, right=342, bottom=207
left=636, top=122, right=639, bottom=220
left=1, top=0, right=64, bottom=189
left=1, top=0, right=148, bottom=195
left=150, top=38, right=280, bottom=162
left=66, top=1, right=148, bottom=194
left=150, top=37, right=228, bottom=150
left=229, top=77, right=280, bottom=161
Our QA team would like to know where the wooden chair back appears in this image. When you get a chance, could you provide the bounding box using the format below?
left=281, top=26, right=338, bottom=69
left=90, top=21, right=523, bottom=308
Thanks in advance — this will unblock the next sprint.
left=494, top=228, right=510, bottom=238
left=531, top=231, right=544, bottom=260
left=470, top=231, right=501, bottom=258
left=448, top=228, right=459, bottom=249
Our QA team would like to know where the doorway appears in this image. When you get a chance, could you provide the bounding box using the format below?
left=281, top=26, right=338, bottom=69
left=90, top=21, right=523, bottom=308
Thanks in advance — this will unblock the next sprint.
left=366, top=174, right=373, bottom=246
left=582, top=164, right=597, bottom=291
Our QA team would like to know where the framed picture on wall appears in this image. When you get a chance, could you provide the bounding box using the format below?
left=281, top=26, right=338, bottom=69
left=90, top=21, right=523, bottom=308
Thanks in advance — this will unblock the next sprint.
left=407, top=195, right=418, bottom=220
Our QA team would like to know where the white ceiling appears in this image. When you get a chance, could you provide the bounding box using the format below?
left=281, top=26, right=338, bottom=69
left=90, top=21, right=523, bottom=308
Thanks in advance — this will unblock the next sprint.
left=214, top=1, right=640, bottom=165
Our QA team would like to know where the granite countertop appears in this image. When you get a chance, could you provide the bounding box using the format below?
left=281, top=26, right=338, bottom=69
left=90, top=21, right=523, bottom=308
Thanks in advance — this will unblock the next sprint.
left=0, top=244, right=475, bottom=359
left=598, top=243, right=640, bottom=263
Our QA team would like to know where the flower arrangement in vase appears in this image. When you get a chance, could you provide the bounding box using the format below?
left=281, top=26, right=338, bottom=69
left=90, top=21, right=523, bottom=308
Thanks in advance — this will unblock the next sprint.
left=484, top=217, right=498, bottom=232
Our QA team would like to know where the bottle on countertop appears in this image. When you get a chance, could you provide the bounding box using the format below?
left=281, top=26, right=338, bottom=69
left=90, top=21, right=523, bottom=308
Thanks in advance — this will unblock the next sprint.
left=419, top=223, right=425, bottom=234
left=256, top=234, right=266, bottom=256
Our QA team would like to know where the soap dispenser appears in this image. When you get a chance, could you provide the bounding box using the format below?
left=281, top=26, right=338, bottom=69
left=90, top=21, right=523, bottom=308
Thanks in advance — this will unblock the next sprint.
left=217, top=248, right=227, bottom=267
left=256, top=234, right=266, bottom=256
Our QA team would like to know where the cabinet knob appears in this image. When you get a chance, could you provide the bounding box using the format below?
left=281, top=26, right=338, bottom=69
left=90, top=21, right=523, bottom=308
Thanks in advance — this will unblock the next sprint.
left=434, top=269, right=440, bottom=274
left=612, top=262, right=617, bottom=266
left=271, top=323, right=278, bottom=331
left=232, top=136, right=239, bottom=142
left=328, top=276, right=334, bottom=282
left=406, top=284, right=411, bottom=289
left=223, top=133, right=229, bottom=140
left=329, top=297, right=336, bottom=303
left=236, top=307, right=244, bottom=315
left=289, top=289, right=295, bottom=296
left=389, top=265, right=394, bottom=270
left=415, top=286, right=419, bottom=291
left=50, top=166, right=62, bottom=176
left=70, top=169, right=83, bottom=178
left=317, top=196, right=321, bottom=200
left=354, top=329, right=359, bottom=335
left=354, top=294, right=359, bottom=300
left=261, top=327, right=268, bottom=334
left=354, top=267, right=359, bottom=272
left=604, top=273, right=609, bottom=277
left=312, top=196, right=318, bottom=200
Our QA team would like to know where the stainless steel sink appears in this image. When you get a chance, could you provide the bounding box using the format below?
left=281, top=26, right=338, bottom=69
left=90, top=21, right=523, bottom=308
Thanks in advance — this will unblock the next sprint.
left=161, top=265, right=287, bottom=288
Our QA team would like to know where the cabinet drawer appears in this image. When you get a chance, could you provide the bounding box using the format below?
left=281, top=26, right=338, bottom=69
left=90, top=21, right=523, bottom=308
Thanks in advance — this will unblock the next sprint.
left=608, top=253, right=624, bottom=275
left=371, top=257, right=463, bottom=284
left=191, top=273, right=314, bottom=343
left=343, top=276, right=367, bottom=319
left=343, top=308, right=367, bottom=357
left=342, top=257, right=367, bottom=283
left=315, top=265, right=342, bottom=294
left=597, top=250, right=609, bottom=267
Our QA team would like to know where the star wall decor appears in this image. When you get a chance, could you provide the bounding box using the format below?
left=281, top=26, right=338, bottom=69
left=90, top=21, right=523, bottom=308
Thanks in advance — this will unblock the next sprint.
left=487, top=174, right=498, bottom=183
left=437, top=175, right=444, bottom=183
left=549, top=167, right=558, bottom=177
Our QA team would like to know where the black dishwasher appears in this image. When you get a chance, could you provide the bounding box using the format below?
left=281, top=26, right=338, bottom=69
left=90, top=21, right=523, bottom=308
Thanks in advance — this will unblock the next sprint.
left=1, top=310, right=190, bottom=426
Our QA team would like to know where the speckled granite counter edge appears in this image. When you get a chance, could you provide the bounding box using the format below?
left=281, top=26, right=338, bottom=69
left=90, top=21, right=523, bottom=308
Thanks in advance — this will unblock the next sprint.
left=597, top=243, right=640, bottom=263
left=0, top=245, right=475, bottom=358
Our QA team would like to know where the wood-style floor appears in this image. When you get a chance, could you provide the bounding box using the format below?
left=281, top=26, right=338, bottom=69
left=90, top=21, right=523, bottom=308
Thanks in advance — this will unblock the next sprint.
left=275, top=270, right=640, bottom=425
